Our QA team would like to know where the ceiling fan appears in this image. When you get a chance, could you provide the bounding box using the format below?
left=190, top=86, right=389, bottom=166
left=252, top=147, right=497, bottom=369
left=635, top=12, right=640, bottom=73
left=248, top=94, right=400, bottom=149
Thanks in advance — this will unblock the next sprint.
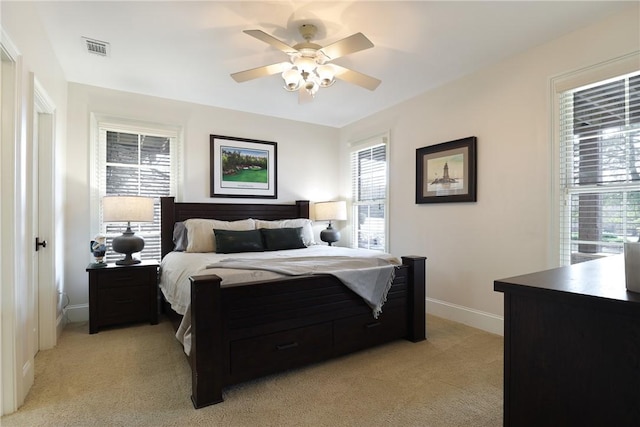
left=231, top=24, right=381, bottom=103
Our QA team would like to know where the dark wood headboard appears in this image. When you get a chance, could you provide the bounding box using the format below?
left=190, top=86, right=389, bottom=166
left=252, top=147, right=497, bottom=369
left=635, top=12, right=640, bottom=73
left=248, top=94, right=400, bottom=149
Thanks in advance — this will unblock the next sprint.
left=160, top=197, right=310, bottom=259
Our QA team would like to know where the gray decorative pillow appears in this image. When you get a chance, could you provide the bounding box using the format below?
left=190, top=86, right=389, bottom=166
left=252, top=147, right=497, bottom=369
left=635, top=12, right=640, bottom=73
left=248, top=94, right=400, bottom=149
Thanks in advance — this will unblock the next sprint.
left=213, top=229, right=264, bottom=254
left=173, top=222, right=188, bottom=251
left=261, top=227, right=306, bottom=251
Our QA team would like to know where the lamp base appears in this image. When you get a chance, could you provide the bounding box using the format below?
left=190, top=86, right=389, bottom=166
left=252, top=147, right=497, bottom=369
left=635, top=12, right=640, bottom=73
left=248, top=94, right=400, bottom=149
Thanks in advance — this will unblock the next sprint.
left=115, top=255, right=142, bottom=266
left=320, top=223, right=340, bottom=246
left=112, top=226, right=145, bottom=265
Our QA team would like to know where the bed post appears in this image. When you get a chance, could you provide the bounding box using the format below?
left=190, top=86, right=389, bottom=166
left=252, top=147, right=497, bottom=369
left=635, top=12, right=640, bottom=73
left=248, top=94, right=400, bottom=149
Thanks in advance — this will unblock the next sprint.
left=295, top=200, right=310, bottom=219
left=161, top=197, right=176, bottom=259
left=402, top=256, right=426, bottom=342
left=190, top=274, right=224, bottom=408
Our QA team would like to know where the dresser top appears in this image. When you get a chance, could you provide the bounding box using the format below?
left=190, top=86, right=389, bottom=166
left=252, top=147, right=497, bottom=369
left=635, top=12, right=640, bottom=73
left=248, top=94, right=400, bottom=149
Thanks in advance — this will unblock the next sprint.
left=495, top=255, right=640, bottom=305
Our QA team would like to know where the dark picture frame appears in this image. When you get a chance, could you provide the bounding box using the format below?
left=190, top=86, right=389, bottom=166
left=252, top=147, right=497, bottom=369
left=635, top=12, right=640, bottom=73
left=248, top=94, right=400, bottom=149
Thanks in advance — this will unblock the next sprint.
left=210, top=134, right=277, bottom=198
left=416, top=136, right=477, bottom=204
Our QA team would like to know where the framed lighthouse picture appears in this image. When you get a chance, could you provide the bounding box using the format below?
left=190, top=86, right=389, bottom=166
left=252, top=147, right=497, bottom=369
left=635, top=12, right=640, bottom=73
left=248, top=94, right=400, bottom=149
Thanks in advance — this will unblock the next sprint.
left=415, top=136, right=477, bottom=204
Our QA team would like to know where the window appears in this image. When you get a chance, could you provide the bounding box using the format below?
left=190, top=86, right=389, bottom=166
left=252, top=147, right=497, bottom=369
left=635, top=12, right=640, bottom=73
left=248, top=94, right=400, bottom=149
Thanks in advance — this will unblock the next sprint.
left=558, top=70, right=640, bottom=265
left=350, top=134, right=389, bottom=251
left=92, top=117, right=180, bottom=263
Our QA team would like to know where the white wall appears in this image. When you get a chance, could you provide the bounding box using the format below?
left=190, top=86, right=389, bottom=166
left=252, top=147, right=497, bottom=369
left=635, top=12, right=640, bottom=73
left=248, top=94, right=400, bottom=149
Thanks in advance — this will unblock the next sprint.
left=64, top=83, right=340, bottom=320
left=339, top=5, right=640, bottom=334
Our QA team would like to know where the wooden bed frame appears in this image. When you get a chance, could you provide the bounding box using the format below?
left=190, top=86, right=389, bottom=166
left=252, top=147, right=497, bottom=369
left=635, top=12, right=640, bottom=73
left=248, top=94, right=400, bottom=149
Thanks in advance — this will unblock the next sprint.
left=160, top=197, right=426, bottom=408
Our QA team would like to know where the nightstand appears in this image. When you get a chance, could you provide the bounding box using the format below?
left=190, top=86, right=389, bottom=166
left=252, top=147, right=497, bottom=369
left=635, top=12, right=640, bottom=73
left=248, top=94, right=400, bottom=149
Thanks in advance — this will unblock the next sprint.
left=86, top=260, right=159, bottom=334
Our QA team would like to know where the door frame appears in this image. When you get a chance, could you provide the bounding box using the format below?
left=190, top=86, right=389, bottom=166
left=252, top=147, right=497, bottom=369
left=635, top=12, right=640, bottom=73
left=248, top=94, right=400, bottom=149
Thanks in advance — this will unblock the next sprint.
left=32, top=76, right=57, bottom=350
left=1, top=29, right=22, bottom=416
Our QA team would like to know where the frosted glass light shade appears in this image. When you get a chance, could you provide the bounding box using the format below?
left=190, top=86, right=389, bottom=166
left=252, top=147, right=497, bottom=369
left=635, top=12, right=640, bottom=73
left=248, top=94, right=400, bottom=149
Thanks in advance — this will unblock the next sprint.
left=316, top=64, right=335, bottom=87
left=294, top=56, right=316, bottom=73
left=282, top=69, right=301, bottom=91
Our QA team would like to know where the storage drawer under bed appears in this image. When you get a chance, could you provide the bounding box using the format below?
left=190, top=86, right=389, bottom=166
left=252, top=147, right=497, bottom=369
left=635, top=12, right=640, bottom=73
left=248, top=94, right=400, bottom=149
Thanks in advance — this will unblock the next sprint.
left=229, top=322, right=333, bottom=383
left=333, top=306, right=407, bottom=355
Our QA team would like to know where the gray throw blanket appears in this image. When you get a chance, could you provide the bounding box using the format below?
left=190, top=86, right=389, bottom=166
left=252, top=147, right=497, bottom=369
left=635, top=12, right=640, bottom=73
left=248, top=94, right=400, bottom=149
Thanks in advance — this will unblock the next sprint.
left=207, top=256, right=396, bottom=318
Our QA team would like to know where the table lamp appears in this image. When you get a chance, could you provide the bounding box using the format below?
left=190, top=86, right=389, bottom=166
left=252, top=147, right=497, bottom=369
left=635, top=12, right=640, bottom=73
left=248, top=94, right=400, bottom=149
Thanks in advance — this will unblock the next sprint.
left=315, top=200, right=347, bottom=246
left=102, top=195, right=154, bottom=265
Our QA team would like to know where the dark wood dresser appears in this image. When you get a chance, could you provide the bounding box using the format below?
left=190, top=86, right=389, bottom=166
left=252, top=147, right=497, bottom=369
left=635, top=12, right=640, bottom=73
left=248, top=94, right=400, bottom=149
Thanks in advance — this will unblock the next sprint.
left=494, top=255, right=640, bottom=427
left=86, top=260, right=159, bottom=334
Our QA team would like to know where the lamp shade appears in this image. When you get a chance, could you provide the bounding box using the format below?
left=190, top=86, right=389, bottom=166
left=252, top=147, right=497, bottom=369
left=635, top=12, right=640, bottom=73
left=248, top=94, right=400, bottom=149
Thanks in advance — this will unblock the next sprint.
left=103, top=196, right=154, bottom=223
left=315, top=201, right=347, bottom=221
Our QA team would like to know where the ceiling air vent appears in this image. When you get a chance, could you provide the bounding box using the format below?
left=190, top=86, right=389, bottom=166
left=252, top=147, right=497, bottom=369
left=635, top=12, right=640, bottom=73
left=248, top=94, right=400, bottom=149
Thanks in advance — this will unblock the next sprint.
left=82, top=37, right=110, bottom=57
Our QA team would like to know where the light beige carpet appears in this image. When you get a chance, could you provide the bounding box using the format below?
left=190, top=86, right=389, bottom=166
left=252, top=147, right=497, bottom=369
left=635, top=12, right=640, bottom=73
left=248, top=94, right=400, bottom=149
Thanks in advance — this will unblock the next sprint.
left=1, top=315, right=503, bottom=427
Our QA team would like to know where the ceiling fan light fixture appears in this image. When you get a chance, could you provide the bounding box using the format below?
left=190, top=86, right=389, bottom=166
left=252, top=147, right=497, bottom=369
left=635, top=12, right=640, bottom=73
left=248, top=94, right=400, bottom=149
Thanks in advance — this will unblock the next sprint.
left=316, top=64, right=335, bottom=87
left=304, top=80, right=319, bottom=96
left=282, top=68, right=301, bottom=91
left=294, top=56, right=316, bottom=73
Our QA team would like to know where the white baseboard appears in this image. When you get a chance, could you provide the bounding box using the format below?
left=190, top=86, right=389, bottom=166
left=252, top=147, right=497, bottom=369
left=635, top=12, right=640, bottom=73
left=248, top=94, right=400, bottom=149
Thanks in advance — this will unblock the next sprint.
left=21, top=359, right=34, bottom=404
left=427, top=298, right=504, bottom=336
left=64, top=304, right=89, bottom=323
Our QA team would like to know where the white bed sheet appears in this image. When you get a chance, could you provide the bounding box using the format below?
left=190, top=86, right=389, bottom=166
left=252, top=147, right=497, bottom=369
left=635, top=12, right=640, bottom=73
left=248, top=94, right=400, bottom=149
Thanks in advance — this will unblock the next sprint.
left=159, top=245, right=401, bottom=316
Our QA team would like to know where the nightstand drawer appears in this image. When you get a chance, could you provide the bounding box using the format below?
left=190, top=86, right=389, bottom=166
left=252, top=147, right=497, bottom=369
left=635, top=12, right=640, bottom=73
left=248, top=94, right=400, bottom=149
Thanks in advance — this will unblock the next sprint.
left=97, top=268, right=153, bottom=288
left=98, top=285, right=151, bottom=325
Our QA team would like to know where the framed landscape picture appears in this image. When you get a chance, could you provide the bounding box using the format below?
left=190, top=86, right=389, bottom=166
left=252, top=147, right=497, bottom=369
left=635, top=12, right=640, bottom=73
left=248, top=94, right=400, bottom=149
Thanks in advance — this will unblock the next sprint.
left=210, top=135, right=277, bottom=198
left=416, top=136, right=477, bottom=204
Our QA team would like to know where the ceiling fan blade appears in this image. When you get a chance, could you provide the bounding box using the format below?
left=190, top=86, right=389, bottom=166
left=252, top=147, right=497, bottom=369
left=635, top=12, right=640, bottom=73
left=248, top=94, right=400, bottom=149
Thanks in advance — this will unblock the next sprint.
left=243, top=30, right=299, bottom=55
left=332, top=65, right=381, bottom=91
left=231, top=63, right=289, bottom=83
left=319, top=33, right=374, bottom=60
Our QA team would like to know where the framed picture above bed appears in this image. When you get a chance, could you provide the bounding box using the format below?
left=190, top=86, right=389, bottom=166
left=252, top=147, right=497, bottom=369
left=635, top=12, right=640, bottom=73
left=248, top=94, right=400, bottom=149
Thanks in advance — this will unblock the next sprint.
left=415, top=136, right=477, bottom=204
left=210, top=135, right=278, bottom=198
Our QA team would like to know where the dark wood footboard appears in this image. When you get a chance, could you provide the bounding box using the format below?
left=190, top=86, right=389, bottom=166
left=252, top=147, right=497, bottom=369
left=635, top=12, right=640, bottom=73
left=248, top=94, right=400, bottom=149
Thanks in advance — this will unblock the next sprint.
left=189, top=256, right=426, bottom=409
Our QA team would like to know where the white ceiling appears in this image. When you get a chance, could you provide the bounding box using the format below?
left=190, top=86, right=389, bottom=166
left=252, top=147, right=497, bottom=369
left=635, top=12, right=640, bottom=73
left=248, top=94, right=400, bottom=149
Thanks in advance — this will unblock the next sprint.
left=32, top=1, right=633, bottom=128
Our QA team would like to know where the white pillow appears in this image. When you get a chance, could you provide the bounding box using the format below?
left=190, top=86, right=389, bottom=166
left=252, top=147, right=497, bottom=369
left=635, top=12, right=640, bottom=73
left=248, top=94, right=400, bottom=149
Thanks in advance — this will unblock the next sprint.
left=254, top=218, right=316, bottom=246
left=184, top=218, right=255, bottom=252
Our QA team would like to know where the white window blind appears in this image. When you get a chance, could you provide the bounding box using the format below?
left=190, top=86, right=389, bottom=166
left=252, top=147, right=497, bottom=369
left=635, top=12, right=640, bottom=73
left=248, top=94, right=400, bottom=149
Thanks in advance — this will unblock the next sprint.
left=559, top=71, right=640, bottom=265
left=96, top=124, right=179, bottom=263
left=350, top=136, right=388, bottom=251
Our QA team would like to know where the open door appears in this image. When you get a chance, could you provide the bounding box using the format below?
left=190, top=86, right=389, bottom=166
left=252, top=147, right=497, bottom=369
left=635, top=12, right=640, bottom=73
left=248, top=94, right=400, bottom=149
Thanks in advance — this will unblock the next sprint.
left=32, top=77, right=57, bottom=352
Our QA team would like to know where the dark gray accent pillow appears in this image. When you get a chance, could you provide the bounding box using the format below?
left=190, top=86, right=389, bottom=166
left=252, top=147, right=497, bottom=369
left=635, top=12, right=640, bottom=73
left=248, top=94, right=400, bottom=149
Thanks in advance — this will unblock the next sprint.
left=261, top=227, right=306, bottom=251
left=173, top=222, right=188, bottom=251
left=213, top=229, right=264, bottom=254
